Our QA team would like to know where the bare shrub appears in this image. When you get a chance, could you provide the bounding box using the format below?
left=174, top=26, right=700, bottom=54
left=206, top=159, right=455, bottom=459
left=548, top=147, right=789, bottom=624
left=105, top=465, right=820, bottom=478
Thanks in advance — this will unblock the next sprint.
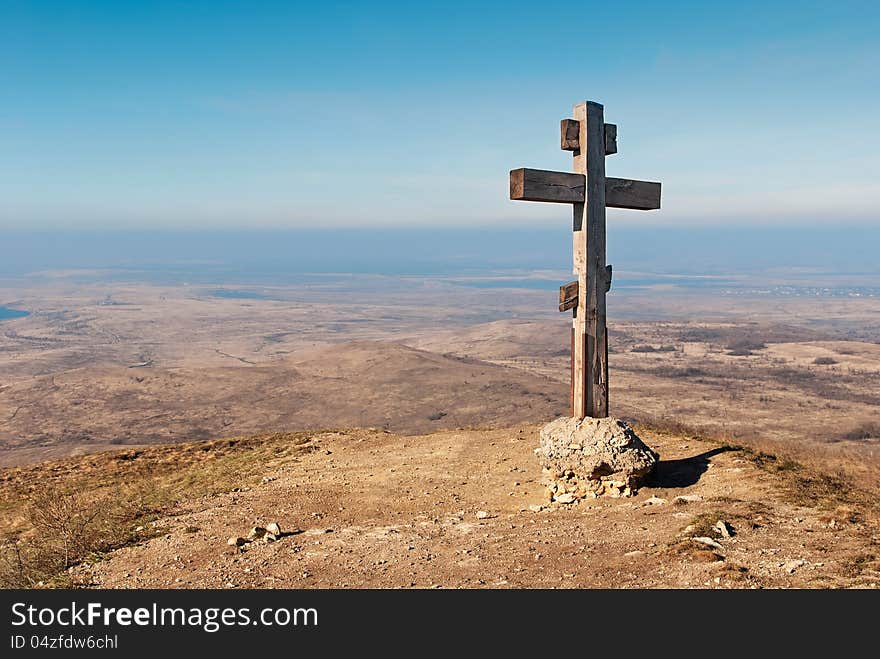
left=813, top=356, right=837, bottom=365
left=839, top=423, right=880, bottom=441
left=726, top=339, right=766, bottom=353
left=649, top=366, right=708, bottom=378
left=0, top=485, right=153, bottom=587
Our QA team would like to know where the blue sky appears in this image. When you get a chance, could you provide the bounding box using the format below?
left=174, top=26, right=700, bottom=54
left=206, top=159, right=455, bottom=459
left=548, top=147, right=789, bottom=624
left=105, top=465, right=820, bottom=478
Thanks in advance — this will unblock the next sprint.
left=1, top=1, right=878, bottom=229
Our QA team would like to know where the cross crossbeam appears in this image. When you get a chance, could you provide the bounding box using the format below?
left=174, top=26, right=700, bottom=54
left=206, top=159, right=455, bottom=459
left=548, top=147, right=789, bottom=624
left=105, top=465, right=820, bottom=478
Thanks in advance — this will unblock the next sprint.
left=508, top=100, right=661, bottom=419
left=510, top=168, right=661, bottom=210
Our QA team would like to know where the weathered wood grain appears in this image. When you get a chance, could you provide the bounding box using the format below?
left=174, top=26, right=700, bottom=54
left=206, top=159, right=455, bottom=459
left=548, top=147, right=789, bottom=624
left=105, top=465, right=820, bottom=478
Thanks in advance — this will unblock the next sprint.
left=605, top=177, right=661, bottom=210
left=584, top=101, right=609, bottom=418
left=572, top=104, right=588, bottom=418
left=560, top=119, right=580, bottom=151
left=559, top=280, right=578, bottom=312
left=509, top=168, right=584, bottom=204
left=604, top=123, right=617, bottom=155
left=511, top=169, right=660, bottom=212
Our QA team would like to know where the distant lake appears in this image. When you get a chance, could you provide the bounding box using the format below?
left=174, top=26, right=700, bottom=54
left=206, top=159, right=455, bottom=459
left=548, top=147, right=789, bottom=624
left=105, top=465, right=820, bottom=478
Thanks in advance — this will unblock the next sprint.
left=453, top=279, right=559, bottom=290
left=452, top=276, right=739, bottom=291
left=208, top=289, right=273, bottom=300
left=0, top=306, right=29, bottom=321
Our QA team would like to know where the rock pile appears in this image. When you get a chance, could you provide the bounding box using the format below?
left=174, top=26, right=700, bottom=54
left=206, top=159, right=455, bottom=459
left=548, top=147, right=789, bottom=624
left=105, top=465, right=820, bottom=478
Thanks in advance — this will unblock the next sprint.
left=227, top=521, right=283, bottom=550
left=537, top=416, right=658, bottom=502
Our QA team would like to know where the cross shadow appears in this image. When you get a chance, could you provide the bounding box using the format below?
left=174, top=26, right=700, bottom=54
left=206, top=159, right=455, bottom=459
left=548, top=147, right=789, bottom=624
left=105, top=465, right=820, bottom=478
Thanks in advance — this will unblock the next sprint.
left=648, top=447, right=731, bottom=489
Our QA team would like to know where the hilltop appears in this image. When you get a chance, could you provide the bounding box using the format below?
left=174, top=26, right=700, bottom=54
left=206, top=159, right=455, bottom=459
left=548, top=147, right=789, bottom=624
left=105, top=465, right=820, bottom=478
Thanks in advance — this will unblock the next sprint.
left=2, top=423, right=877, bottom=589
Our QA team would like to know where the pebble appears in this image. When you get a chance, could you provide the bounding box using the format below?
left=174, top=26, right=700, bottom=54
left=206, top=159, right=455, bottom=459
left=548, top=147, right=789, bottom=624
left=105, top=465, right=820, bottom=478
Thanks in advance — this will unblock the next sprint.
left=528, top=504, right=546, bottom=513
left=781, top=559, right=807, bottom=574
left=475, top=510, right=491, bottom=519
left=555, top=493, right=576, bottom=504
left=645, top=496, right=667, bottom=506
left=691, top=536, right=724, bottom=550
left=714, top=520, right=734, bottom=538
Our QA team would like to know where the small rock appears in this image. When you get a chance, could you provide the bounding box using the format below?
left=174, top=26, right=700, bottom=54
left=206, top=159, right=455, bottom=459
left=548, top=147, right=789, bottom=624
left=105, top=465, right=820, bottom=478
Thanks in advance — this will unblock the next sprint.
left=227, top=537, right=246, bottom=547
left=624, top=550, right=644, bottom=557
left=673, top=494, right=703, bottom=505
left=475, top=510, right=491, bottom=520
left=266, top=522, right=282, bottom=536
left=261, top=476, right=276, bottom=484
left=555, top=493, right=576, bottom=504
left=691, top=536, right=724, bottom=550
left=528, top=504, right=545, bottom=513
left=645, top=496, right=667, bottom=506
left=248, top=527, right=267, bottom=541
left=714, top=520, right=734, bottom=538
left=781, top=559, right=807, bottom=574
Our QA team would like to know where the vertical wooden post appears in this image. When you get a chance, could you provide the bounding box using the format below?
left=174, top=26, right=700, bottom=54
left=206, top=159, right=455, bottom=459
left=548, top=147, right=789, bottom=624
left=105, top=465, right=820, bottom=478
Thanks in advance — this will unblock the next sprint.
left=569, top=326, right=575, bottom=416
left=571, top=101, right=609, bottom=418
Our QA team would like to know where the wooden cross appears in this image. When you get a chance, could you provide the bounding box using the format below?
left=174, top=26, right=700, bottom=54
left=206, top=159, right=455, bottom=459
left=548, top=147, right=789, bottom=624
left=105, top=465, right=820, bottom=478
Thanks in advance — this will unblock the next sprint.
left=509, top=100, right=661, bottom=419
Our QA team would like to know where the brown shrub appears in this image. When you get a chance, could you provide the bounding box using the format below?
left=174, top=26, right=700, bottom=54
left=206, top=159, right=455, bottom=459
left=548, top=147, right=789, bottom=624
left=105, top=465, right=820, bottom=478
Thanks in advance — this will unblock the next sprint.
left=839, top=422, right=880, bottom=441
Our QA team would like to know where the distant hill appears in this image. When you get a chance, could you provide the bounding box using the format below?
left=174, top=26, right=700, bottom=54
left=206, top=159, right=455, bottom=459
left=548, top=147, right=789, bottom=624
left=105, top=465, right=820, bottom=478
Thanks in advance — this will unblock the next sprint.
left=0, top=341, right=567, bottom=466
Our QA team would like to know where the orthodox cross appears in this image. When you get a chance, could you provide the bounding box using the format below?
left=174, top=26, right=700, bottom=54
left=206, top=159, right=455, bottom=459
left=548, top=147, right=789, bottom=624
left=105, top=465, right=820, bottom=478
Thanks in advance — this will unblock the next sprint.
left=509, top=100, right=661, bottom=419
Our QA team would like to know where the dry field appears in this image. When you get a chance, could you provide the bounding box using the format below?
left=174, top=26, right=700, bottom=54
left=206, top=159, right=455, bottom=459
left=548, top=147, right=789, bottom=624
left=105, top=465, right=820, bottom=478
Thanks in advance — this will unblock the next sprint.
left=1, top=273, right=879, bottom=588
left=2, top=276, right=879, bottom=486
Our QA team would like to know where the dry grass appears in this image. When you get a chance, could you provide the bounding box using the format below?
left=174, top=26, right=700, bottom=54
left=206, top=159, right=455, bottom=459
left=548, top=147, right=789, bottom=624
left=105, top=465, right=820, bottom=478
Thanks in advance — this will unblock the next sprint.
left=0, top=431, right=315, bottom=587
left=630, top=414, right=880, bottom=517
left=685, top=510, right=731, bottom=537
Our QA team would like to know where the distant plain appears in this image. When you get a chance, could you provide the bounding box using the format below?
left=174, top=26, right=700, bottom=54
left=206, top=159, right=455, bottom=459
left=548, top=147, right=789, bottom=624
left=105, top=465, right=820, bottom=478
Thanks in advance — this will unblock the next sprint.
left=2, top=228, right=878, bottom=494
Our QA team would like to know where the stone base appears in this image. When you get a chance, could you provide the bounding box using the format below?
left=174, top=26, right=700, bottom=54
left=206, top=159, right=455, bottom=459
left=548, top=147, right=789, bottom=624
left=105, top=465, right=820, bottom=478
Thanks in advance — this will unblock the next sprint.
left=537, top=416, right=658, bottom=503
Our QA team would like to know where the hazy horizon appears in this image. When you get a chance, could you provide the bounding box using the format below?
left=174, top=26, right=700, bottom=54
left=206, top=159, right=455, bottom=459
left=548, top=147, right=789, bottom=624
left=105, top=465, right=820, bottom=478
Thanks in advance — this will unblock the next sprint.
left=2, top=226, right=879, bottom=285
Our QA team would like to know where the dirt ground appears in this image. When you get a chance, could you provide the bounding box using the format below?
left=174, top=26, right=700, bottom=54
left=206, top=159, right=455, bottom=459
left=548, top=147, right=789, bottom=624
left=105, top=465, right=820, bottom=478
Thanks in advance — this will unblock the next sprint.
left=68, top=424, right=880, bottom=589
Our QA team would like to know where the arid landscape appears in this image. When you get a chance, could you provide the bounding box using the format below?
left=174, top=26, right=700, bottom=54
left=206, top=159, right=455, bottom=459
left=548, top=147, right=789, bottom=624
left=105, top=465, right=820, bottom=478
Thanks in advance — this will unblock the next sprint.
left=1, top=268, right=879, bottom=588
left=4, top=423, right=879, bottom=589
